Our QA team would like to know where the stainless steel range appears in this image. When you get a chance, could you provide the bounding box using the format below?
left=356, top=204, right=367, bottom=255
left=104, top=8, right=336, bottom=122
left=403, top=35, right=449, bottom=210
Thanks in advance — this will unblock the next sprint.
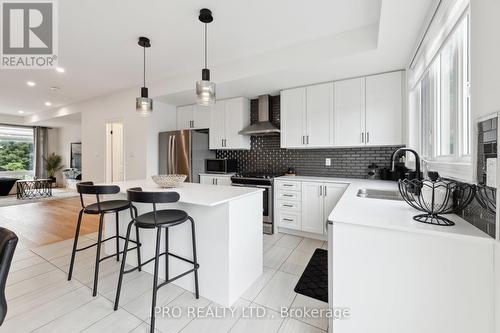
left=231, top=172, right=284, bottom=234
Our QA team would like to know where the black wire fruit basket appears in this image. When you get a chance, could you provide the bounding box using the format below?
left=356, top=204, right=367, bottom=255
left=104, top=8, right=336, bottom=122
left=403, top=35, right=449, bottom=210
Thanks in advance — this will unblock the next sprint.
left=475, top=184, right=496, bottom=215
left=398, top=178, right=476, bottom=226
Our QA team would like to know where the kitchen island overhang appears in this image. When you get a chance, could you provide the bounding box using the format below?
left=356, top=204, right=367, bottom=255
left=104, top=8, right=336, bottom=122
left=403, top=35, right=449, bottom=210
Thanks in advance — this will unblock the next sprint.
left=103, top=180, right=264, bottom=307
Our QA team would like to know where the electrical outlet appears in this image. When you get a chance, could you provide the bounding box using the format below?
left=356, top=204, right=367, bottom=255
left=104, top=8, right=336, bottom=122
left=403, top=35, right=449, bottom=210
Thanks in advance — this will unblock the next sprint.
left=325, top=158, right=331, bottom=166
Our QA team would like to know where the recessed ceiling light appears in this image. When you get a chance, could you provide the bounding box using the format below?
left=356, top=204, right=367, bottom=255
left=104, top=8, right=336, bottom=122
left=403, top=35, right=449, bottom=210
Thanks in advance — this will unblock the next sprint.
left=56, top=67, right=65, bottom=73
left=44, top=102, right=52, bottom=106
left=18, top=110, right=24, bottom=114
left=26, top=81, right=36, bottom=87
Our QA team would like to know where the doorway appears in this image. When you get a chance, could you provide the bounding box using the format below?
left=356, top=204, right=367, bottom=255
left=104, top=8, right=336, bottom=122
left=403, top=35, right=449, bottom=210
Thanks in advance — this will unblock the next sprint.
left=105, top=122, right=124, bottom=182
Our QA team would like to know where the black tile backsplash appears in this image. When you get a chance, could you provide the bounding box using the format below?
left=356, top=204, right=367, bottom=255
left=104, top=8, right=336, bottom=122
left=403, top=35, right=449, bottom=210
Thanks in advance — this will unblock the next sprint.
left=216, top=95, right=404, bottom=178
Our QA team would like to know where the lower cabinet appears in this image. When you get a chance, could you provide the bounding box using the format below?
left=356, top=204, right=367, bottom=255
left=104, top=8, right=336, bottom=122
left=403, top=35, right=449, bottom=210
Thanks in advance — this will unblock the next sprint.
left=275, top=179, right=347, bottom=235
left=199, top=174, right=233, bottom=186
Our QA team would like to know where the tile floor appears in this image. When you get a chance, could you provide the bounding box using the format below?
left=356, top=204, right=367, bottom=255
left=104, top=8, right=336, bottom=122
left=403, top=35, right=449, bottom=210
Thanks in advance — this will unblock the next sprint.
left=1, top=232, right=329, bottom=333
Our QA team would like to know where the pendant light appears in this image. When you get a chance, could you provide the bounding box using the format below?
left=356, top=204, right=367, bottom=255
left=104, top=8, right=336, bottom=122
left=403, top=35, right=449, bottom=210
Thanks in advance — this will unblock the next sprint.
left=196, top=8, right=215, bottom=106
left=136, top=36, right=153, bottom=116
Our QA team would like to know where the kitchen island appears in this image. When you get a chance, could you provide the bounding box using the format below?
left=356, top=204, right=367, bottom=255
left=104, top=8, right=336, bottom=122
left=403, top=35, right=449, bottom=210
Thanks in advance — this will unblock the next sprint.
left=103, top=179, right=263, bottom=307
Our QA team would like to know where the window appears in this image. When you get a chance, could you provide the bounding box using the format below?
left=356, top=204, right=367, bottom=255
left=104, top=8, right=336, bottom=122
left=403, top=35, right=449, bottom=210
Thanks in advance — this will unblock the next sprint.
left=419, top=13, right=470, bottom=162
left=0, top=125, right=34, bottom=175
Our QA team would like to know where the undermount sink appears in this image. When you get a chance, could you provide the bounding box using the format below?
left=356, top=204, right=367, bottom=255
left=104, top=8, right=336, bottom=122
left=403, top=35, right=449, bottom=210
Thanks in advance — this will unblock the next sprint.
left=357, top=188, right=405, bottom=201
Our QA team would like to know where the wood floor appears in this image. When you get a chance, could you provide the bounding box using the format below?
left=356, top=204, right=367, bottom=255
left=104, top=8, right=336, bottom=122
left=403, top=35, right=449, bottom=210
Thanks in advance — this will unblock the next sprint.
left=0, top=197, right=99, bottom=247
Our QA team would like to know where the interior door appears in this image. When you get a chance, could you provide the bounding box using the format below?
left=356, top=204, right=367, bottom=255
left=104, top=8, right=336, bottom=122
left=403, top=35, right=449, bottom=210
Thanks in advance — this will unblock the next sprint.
left=306, top=82, right=334, bottom=147
left=323, top=183, right=347, bottom=234
left=365, top=71, right=403, bottom=146
left=281, top=87, right=307, bottom=148
left=209, top=101, right=225, bottom=149
left=301, top=182, right=324, bottom=234
left=177, top=105, right=194, bottom=129
left=334, top=78, right=366, bottom=146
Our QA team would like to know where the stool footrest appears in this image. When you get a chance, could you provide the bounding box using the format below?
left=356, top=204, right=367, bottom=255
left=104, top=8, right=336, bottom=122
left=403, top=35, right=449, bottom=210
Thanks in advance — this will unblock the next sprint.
left=76, top=235, right=140, bottom=252
left=122, top=251, right=196, bottom=274
left=99, top=246, right=139, bottom=263
left=156, top=266, right=199, bottom=291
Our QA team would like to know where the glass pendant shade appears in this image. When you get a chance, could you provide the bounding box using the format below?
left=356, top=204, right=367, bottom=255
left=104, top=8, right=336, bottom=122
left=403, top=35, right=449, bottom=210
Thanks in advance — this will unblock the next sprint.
left=136, top=96, right=153, bottom=116
left=196, top=79, right=216, bottom=106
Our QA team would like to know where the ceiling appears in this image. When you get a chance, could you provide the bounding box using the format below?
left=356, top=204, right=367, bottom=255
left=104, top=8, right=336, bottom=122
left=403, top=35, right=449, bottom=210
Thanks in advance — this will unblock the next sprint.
left=0, top=0, right=433, bottom=123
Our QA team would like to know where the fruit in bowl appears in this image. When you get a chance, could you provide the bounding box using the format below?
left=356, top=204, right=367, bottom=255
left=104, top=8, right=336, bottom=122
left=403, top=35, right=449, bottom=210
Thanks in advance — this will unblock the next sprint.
left=151, top=174, right=187, bottom=188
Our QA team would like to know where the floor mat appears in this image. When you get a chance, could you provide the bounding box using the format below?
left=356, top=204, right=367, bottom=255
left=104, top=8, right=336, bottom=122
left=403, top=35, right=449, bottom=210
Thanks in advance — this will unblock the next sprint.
left=294, top=248, right=328, bottom=303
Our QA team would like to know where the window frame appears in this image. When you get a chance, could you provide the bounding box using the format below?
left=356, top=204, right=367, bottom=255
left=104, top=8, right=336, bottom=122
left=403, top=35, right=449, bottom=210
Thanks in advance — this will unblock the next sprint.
left=419, top=10, right=471, bottom=166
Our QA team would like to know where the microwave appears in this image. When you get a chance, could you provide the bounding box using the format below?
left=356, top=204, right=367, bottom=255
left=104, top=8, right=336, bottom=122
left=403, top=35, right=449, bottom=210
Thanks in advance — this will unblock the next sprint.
left=205, top=159, right=238, bottom=174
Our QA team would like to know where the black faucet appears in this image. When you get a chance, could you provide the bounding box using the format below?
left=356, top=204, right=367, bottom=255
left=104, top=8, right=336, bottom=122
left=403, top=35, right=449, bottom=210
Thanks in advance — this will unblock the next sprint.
left=390, top=148, right=421, bottom=180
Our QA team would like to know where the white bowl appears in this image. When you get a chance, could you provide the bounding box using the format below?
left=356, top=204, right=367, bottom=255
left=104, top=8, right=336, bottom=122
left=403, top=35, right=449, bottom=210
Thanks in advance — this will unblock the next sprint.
left=151, top=174, right=187, bottom=188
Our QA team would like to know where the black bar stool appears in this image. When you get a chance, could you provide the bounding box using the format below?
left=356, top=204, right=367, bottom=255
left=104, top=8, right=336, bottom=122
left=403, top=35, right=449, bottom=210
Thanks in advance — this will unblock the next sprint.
left=114, top=187, right=199, bottom=333
left=68, top=181, right=142, bottom=296
left=0, top=227, right=18, bottom=326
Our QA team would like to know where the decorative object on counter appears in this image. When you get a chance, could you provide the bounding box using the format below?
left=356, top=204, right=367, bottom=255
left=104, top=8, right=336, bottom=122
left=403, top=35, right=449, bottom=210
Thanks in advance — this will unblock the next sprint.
left=152, top=174, right=187, bottom=188
left=136, top=36, right=153, bottom=116
left=475, top=184, right=496, bottom=215
left=285, top=167, right=296, bottom=176
left=398, top=175, right=476, bottom=226
left=367, top=163, right=379, bottom=179
left=196, top=8, right=216, bottom=106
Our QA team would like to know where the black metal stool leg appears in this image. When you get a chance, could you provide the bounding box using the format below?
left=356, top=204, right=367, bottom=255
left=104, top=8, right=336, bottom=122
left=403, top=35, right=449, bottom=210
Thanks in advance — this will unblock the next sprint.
left=115, top=211, right=120, bottom=261
left=93, top=213, right=105, bottom=297
left=114, top=220, right=133, bottom=310
left=150, top=227, right=162, bottom=333
left=189, top=217, right=199, bottom=299
left=68, top=209, right=84, bottom=281
left=165, top=228, right=169, bottom=281
left=133, top=206, right=142, bottom=272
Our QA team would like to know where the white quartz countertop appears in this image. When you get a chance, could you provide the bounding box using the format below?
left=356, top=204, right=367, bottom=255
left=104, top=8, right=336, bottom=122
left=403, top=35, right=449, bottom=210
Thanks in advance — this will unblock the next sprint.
left=276, top=176, right=492, bottom=241
left=110, top=179, right=263, bottom=207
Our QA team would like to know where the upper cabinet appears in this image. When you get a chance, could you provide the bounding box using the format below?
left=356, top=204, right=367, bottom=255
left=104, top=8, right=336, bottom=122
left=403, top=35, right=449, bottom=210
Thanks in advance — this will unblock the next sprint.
left=365, top=71, right=404, bottom=146
left=281, top=71, right=404, bottom=148
left=177, top=104, right=211, bottom=130
left=334, top=77, right=366, bottom=146
left=281, top=82, right=334, bottom=148
left=209, top=97, right=251, bottom=150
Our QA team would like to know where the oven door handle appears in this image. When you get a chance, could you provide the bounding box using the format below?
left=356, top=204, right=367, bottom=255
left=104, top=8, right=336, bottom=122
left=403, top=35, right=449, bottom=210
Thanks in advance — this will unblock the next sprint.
left=231, top=183, right=271, bottom=189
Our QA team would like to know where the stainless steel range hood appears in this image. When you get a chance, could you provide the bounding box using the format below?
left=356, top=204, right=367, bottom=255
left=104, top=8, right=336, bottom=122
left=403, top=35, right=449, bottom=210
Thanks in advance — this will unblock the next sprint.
left=239, top=95, right=280, bottom=136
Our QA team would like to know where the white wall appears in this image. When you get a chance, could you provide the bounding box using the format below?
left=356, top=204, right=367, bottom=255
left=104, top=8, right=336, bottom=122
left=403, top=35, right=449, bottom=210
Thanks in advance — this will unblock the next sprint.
left=65, top=88, right=177, bottom=183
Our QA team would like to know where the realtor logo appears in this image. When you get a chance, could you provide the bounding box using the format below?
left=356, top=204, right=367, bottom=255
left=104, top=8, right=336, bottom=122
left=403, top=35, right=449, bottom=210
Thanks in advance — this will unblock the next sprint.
left=1, top=0, right=58, bottom=69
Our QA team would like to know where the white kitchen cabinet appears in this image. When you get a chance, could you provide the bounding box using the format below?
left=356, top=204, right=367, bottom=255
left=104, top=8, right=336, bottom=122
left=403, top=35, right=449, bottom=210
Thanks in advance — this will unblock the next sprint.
left=301, top=182, right=325, bottom=234
left=280, top=87, right=306, bottom=148
left=275, top=178, right=347, bottom=236
left=334, top=77, right=366, bottom=146
left=365, top=71, right=404, bottom=146
left=281, top=82, right=334, bottom=148
left=177, top=105, right=211, bottom=130
left=199, top=174, right=233, bottom=186
left=209, top=97, right=251, bottom=150
left=306, top=82, right=334, bottom=147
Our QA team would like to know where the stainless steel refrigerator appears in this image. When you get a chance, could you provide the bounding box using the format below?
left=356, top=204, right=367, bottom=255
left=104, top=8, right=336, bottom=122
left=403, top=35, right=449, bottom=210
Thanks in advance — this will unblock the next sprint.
left=158, top=130, right=214, bottom=183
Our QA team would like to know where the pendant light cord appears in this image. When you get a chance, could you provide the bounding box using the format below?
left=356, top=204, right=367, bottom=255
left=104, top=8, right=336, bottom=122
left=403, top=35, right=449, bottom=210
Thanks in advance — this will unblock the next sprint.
left=143, top=46, right=146, bottom=87
left=204, top=23, right=207, bottom=69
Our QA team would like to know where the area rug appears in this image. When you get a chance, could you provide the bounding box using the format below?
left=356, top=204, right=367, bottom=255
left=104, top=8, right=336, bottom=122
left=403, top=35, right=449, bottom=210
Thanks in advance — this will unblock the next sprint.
left=0, top=188, right=79, bottom=207
left=294, top=248, right=328, bottom=303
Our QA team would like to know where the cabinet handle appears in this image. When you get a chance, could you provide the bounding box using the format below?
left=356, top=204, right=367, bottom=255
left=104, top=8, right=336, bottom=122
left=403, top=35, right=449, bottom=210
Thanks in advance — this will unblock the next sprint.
left=302, top=136, right=304, bottom=145
left=366, top=132, right=370, bottom=143
left=306, top=135, right=309, bottom=144
left=283, top=184, right=293, bottom=187
left=283, top=218, right=294, bottom=222
left=192, top=120, right=195, bottom=128
left=319, top=186, right=322, bottom=197
left=212, top=179, right=215, bottom=185
left=361, top=132, right=364, bottom=143
left=221, top=139, right=224, bottom=147
left=216, top=178, right=218, bottom=185
left=283, top=204, right=294, bottom=208
left=283, top=194, right=293, bottom=197
left=324, top=185, right=327, bottom=197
